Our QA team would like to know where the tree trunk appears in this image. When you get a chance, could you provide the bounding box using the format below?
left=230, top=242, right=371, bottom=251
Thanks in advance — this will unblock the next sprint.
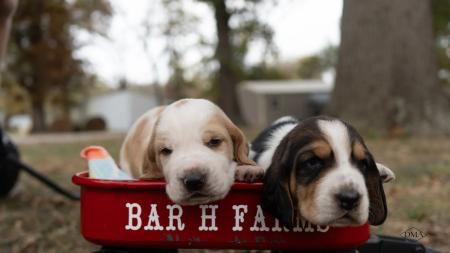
left=212, top=0, right=242, bottom=122
left=31, top=97, right=46, bottom=132
left=61, top=85, right=71, bottom=117
left=328, top=0, right=450, bottom=135
left=153, top=83, right=164, bottom=105
left=0, top=0, right=18, bottom=63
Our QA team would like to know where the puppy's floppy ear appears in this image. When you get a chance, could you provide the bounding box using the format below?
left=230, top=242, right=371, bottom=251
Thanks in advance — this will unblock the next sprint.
left=219, top=110, right=256, bottom=166
left=140, top=107, right=165, bottom=179
left=140, top=137, right=163, bottom=179
left=376, top=163, right=395, bottom=183
left=261, top=137, right=295, bottom=229
left=367, top=158, right=388, bottom=225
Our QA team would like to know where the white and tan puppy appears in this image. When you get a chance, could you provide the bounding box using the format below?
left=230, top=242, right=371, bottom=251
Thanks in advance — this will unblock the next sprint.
left=120, top=99, right=263, bottom=205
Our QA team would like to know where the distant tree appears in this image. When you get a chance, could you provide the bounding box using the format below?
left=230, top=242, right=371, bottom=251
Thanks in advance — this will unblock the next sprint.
left=0, top=0, right=17, bottom=64
left=432, top=0, right=450, bottom=87
left=1, top=76, right=29, bottom=128
left=208, top=0, right=241, bottom=120
left=296, top=56, right=322, bottom=79
left=296, top=45, right=338, bottom=79
left=161, top=0, right=200, bottom=101
left=245, top=44, right=337, bottom=81
left=6, top=0, right=111, bottom=132
left=318, top=44, right=339, bottom=71
left=140, top=1, right=210, bottom=103
left=245, top=63, right=287, bottom=80
left=0, top=0, right=18, bottom=128
left=139, top=2, right=165, bottom=104
left=153, top=0, right=274, bottom=117
left=200, top=0, right=275, bottom=121
left=329, top=0, right=450, bottom=135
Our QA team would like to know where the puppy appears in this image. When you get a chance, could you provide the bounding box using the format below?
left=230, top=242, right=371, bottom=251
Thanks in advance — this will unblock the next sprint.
left=251, top=116, right=395, bottom=228
left=120, top=98, right=263, bottom=205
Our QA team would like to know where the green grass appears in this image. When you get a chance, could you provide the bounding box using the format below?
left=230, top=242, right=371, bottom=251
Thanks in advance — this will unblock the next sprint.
left=406, top=203, right=429, bottom=222
left=394, top=161, right=450, bottom=184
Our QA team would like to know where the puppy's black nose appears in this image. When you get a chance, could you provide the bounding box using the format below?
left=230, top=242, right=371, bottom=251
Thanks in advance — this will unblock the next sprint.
left=183, top=172, right=206, bottom=192
left=336, top=190, right=361, bottom=211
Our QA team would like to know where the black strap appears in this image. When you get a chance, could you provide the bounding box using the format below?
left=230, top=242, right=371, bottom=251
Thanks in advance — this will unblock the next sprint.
left=5, top=155, right=80, bottom=201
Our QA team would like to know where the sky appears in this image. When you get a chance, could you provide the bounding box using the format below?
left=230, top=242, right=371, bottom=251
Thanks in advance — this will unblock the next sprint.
left=75, top=0, right=343, bottom=87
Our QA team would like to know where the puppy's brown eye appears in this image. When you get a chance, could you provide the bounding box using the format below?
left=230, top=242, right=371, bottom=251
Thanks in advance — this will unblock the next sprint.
left=160, top=147, right=173, bottom=156
left=206, top=138, right=222, bottom=148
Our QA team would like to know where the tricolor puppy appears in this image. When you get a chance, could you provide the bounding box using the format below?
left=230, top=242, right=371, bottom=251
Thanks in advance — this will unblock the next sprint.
left=120, top=98, right=263, bottom=205
left=251, top=116, right=395, bottom=228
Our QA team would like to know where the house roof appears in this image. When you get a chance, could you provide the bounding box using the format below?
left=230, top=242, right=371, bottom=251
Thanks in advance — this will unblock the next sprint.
left=240, top=79, right=333, bottom=94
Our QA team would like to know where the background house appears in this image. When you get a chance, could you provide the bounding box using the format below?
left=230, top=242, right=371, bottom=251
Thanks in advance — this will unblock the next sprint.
left=238, top=79, right=333, bottom=127
left=81, top=88, right=157, bottom=132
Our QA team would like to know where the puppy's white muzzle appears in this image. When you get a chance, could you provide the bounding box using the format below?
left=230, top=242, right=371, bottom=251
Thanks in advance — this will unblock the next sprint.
left=164, top=150, right=235, bottom=205
left=307, top=166, right=369, bottom=227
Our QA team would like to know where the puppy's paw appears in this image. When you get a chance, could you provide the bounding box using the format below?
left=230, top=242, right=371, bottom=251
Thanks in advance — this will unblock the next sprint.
left=235, top=165, right=265, bottom=182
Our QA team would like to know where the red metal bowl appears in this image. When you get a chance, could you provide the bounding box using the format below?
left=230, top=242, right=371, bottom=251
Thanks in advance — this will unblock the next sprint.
left=72, top=171, right=370, bottom=250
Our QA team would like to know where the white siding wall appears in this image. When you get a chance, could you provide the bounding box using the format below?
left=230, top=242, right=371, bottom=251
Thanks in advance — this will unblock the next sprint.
left=86, top=91, right=156, bottom=132
left=128, top=93, right=157, bottom=131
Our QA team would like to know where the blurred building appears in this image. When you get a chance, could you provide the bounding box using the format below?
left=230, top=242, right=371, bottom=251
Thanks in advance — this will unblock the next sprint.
left=7, top=114, right=32, bottom=134
left=81, top=88, right=157, bottom=132
left=238, top=79, right=333, bottom=127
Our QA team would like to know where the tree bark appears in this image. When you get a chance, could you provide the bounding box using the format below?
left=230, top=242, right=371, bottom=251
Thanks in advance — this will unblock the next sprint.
left=0, top=0, right=18, bottom=128
left=328, top=0, right=450, bottom=135
left=60, top=85, right=72, bottom=123
left=212, top=0, right=242, bottom=122
left=30, top=96, right=46, bottom=132
left=0, top=0, right=17, bottom=63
